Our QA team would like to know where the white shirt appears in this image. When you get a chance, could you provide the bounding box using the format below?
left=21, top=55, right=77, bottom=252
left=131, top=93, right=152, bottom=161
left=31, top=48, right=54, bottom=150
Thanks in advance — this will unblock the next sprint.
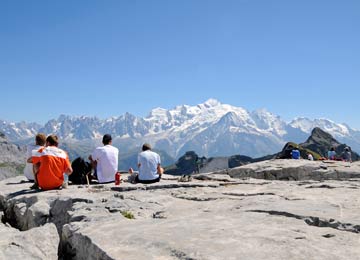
left=137, top=150, right=161, bottom=180
left=23, top=144, right=43, bottom=181
left=91, top=145, right=119, bottom=183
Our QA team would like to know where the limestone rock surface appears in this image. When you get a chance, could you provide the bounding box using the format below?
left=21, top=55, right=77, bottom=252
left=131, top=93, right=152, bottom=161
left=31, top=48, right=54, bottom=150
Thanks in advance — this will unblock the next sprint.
left=225, top=159, right=360, bottom=180
left=0, top=161, right=359, bottom=259
left=0, top=222, right=59, bottom=259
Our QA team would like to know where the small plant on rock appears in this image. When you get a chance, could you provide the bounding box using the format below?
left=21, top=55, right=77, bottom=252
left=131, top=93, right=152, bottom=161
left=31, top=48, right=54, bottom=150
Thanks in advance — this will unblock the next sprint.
left=121, top=210, right=135, bottom=219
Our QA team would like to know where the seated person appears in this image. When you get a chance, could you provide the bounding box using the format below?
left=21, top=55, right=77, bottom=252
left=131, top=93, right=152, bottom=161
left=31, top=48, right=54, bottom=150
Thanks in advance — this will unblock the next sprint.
left=307, top=153, right=314, bottom=161
left=29, top=135, right=72, bottom=190
left=342, top=147, right=352, bottom=162
left=291, top=148, right=300, bottom=159
left=135, top=143, right=163, bottom=184
left=327, top=147, right=336, bottom=160
left=24, top=133, right=46, bottom=182
left=89, top=134, right=119, bottom=183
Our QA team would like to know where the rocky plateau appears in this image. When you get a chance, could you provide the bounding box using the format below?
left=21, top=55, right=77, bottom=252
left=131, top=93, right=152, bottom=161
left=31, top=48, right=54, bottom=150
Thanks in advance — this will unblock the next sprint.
left=1, top=159, right=360, bottom=260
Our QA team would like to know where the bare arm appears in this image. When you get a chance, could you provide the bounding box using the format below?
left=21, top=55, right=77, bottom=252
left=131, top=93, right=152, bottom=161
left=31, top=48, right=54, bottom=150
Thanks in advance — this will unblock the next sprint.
left=88, top=155, right=97, bottom=170
left=65, top=165, right=73, bottom=175
left=157, top=164, right=164, bottom=175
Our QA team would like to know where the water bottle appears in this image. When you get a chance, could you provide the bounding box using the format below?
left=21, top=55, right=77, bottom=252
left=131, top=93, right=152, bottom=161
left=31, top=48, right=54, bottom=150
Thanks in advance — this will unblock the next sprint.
left=115, top=171, right=121, bottom=185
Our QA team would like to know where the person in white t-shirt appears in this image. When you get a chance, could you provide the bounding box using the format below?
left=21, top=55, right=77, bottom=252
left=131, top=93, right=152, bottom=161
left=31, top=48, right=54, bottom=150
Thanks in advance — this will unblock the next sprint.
left=307, top=153, right=314, bottom=161
left=89, top=134, right=119, bottom=183
left=23, top=133, right=46, bottom=181
left=135, top=143, right=163, bottom=184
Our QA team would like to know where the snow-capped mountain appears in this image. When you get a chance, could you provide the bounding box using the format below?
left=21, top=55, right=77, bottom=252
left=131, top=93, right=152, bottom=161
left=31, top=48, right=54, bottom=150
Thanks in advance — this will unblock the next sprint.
left=289, top=117, right=350, bottom=137
left=1, top=99, right=360, bottom=158
left=0, top=120, right=42, bottom=141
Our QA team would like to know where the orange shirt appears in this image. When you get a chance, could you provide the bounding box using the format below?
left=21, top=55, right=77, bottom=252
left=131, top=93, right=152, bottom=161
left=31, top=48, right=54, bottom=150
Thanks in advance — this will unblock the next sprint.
left=32, top=146, right=71, bottom=190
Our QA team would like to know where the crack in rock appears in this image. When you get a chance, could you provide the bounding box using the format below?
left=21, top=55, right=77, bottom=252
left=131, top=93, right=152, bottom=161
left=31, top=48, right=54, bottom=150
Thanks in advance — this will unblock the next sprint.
left=153, top=210, right=167, bottom=219
left=105, top=206, right=122, bottom=213
left=297, top=181, right=321, bottom=186
left=219, top=181, right=271, bottom=187
left=72, top=198, right=94, bottom=204
left=279, top=196, right=305, bottom=201
left=247, top=210, right=360, bottom=234
left=9, top=241, right=22, bottom=247
left=223, top=192, right=304, bottom=201
left=305, top=184, right=337, bottom=189
left=172, top=194, right=219, bottom=202
left=322, top=233, right=336, bottom=238
left=111, top=183, right=219, bottom=193
left=222, top=192, right=276, bottom=197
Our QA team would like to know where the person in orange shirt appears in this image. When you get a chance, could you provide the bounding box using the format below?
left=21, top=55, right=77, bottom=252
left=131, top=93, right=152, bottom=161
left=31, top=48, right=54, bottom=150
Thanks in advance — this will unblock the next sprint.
left=29, top=135, right=73, bottom=190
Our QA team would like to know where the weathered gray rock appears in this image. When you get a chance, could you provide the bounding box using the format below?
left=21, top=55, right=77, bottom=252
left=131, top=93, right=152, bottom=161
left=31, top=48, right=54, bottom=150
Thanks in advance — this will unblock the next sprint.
left=225, top=159, right=360, bottom=180
left=0, top=222, right=59, bottom=259
left=0, top=166, right=360, bottom=259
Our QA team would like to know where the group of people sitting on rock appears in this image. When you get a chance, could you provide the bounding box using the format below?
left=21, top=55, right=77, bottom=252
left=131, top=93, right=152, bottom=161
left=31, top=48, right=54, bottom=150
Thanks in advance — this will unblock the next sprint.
left=326, top=146, right=352, bottom=162
left=24, top=133, right=163, bottom=191
left=281, top=144, right=352, bottom=162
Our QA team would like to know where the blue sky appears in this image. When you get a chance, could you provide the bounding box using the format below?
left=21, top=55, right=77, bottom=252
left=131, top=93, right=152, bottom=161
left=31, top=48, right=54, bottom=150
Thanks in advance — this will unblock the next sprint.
left=1, top=0, right=359, bottom=128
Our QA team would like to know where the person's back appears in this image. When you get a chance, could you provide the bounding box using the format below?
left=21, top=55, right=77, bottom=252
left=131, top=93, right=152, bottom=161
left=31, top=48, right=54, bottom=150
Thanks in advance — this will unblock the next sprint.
left=32, top=135, right=72, bottom=190
left=24, top=144, right=42, bottom=180
left=327, top=147, right=336, bottom=160
left=291, top=149, right=300, bottom=159
left=92, top=145, right=118, bottom=182
left=342, top=147, right=352, bottom=162
left=137, top=143, right=162, bottom=183
left=307, top=153, right=314, bottom=161
left=138, top=150, right=160, bottom=180
left=90, top=134, right=119, bottom=183
left=24, top=133, right=46, bottom=181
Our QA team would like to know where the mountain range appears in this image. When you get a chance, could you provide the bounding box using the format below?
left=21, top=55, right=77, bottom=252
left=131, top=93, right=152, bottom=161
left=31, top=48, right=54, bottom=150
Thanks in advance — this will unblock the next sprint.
left=1, top=99, right=360, bottom=161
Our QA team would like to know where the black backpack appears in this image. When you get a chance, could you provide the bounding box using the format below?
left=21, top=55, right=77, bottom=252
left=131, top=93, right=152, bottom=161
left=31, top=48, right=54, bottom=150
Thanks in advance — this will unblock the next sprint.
left=69, top=157, right=92, bottom=184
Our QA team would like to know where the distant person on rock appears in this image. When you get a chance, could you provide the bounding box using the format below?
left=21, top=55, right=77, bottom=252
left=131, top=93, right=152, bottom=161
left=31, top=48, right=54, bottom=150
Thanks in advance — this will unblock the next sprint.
left=291, top=148, right=300, bottom=159
left=327, top=147, right=336, bottom=160
left=135, top=143, right=163, bottom=184
left=342, top=147, right=352, bottom=162
left=307, top=153, right=314, bottom=161
left=89, top=134, right=119, bottom=183
left=24, top=133, right=46, bottom=182
left=28, top=135, right=73, bottom=190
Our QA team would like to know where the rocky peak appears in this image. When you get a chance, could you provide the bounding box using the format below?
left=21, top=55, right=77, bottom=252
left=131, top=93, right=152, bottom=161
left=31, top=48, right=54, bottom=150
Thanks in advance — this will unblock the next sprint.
left=301, top=127, right=343, bottom=158
left=299, top=127, right=359, bottom=160
left=306, top=127, right=339, bottom=146
left=203, top=98, right=221, bottom=108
